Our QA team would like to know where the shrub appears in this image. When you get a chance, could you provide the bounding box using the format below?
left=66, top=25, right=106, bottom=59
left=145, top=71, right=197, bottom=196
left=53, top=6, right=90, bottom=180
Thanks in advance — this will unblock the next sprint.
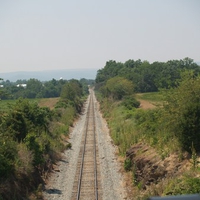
left=0, top=137, right=17, bottom=177
left=122, top=95, right=140, bottom=109
left=124, top=158, right=132, bottom=171
left=163, top=73, right=200, bottom=152
left=16, top=143, right=34, bottom=175
left=105, top=77, right=134, bottom=100
left=164, top=176, right=200, bottom=195
left=24, top=133, right=44, bottom=166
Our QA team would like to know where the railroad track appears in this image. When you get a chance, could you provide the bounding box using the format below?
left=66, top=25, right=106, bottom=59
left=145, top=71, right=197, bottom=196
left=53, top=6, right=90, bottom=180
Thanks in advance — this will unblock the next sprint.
left=71, top=91, right=102, bottom=200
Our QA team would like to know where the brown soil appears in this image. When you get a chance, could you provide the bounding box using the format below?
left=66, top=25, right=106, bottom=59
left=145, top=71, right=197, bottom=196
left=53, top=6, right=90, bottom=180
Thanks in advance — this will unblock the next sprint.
left=38, top=98, right=59, bottom=110
left=125, top=143, right=192, bottom=197
left=138, top=99, right=156, bottom=110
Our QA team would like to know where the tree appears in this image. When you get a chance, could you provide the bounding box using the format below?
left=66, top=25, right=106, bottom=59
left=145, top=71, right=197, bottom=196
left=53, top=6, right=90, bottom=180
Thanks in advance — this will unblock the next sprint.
left=60, top=79, right=84, bottom=112
left=95, top=60, right=123, bottom=83
left=26, top=79, right=43, bottom=98
left=105, top=77, right=134, bottom=100
left=164, top=72, right=200, bottom=151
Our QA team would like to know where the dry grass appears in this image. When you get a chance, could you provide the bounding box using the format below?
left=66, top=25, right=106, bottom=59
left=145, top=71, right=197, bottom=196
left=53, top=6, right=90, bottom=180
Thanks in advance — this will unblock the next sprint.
left=16, top=143, right=34, bottom=175
left=38, top=97, right=59, bottom=109
left=138, top=99, right=156, bottom=110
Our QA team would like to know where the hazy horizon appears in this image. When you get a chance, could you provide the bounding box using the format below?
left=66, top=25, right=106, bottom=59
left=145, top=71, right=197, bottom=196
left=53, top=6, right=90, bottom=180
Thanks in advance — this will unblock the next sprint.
left=0, top=68, right=98, bottom=81
left=0, top=0, right=200, bottom=73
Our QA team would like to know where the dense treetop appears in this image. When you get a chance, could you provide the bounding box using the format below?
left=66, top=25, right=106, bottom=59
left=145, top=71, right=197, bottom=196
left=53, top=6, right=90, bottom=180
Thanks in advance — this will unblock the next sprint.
left=96, top=57, right=200, bottom=92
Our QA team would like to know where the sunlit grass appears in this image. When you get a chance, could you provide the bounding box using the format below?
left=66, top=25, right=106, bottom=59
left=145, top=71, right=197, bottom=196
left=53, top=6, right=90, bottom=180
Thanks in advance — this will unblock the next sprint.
left=136, top=91, right=165, bottom=102
left=0, top=98, right=59, bottom=112
left=0, top=99, right=20, bottom=111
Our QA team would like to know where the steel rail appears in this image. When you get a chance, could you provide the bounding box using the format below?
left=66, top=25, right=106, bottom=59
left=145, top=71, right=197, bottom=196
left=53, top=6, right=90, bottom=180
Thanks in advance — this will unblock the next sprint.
left=92, top=92, right=98, bottom=200
left=76, top=95, right=90, bottom=200
left=76, top=92, right=98, bottom=200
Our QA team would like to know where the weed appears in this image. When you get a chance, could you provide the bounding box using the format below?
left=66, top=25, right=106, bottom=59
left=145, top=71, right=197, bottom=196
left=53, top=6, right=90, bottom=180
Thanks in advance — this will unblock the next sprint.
left=124, top=158, right=132, bottom=171
left=66, top=142, right=72, bottom=149
left=137, top=181, right=143, bottom=190
left=191, top=143, right=199, bottom=170
left=132, top=163, right=138, bottom=185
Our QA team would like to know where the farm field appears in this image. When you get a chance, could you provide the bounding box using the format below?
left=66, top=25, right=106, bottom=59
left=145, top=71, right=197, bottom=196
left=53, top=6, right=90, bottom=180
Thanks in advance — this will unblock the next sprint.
left=136, top=92, right=164, bottom=109
left=0, top=97, right=59, bottom=111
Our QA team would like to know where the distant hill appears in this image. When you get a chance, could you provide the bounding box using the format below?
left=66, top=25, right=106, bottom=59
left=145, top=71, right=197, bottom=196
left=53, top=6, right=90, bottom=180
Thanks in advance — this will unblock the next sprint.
left=0, top=68, right=97, bottom=82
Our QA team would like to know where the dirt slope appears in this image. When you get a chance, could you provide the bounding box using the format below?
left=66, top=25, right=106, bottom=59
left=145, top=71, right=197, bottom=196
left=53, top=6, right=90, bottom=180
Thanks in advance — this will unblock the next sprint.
left=138, top=99, right=156, bottom=110
left=125, top=143, right=192, bottom=197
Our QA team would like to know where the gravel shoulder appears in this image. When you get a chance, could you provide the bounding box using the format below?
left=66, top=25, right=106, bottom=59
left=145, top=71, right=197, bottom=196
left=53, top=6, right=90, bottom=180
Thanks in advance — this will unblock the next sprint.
left=43, top=93, right=128, bottom=200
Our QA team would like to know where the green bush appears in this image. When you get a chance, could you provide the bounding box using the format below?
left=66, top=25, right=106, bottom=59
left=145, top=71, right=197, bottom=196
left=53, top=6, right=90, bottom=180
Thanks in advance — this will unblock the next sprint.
left=122, top=95, right=140, bottom=109
left=163, top=73, right=200, bottom=152
left=0, top=138, right=17, bottom=177
left=24, top=133, right=44, bottom=166
left=124, top=158, right=132, bottom=171
left=164, top=176, right=200, bottom=195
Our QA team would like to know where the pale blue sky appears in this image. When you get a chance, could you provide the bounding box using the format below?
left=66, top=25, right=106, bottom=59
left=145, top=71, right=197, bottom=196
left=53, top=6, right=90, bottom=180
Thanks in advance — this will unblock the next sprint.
left=0, top=0, right=200, bottom=73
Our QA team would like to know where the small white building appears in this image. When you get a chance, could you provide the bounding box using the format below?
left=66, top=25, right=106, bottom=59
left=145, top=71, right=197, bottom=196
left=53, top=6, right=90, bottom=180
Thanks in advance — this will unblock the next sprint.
left=0, top=85, right=4, bottom=88
left=17, top=84, right=27, bottom=88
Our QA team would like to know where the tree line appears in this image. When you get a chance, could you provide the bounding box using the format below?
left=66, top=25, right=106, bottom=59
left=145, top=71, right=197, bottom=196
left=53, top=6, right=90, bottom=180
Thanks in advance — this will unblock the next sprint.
left=96, top=57, right=200, bottom=93
left=0, top=78, right=94, bottom=100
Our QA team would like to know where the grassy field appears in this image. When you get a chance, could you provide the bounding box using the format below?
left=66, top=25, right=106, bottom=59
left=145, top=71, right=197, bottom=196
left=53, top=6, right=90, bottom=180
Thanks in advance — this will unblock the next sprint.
left=38, top=97, right=59, bottom=109
left=0, top=98, right=59, bottom=111
left=1, top=99, right=26, bottom=111
left=135, top=91, right=165, bottom=109
left=136, top=91, right=165, bottom=102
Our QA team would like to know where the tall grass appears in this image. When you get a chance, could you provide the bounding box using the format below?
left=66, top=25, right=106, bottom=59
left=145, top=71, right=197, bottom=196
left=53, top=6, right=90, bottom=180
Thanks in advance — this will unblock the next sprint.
left=97, top=91, right=182, bottom=156
left=136, top=91, right=164, bottom=102
left=97, top=96, right=139, bottom=155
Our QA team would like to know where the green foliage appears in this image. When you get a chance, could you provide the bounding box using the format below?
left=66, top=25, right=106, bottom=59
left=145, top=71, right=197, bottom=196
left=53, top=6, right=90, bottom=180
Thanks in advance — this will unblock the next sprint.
left=0, top=77, right=87, bottom=198
left=66, top=142, right=72, bottom=149
left=191, top=143, right=199, bottom=169
left=95, top=57, right=200, bottom=93
left=122, top=95, right=140, bottom=109
left=136, top=91, right=164, bottom=102
left=164, top=176, right=200, bottom=195
left=132, top=73, right=200, bottom=153
left=163, top=73, right=200, bottom=152
left=60, top=79, right=84, bottom=113
left=24, top=133, right=44, bottom=166
left=124, top=158, right=132, bottom=171
left=96, top=60, right=123, bottom=83
left=96, top=95, right=138, bottom=155
left=25, top=78, right=43, bottom=98
left=95, top=60, right=200, bottom=198
left=79, top=78, right=91, bottom=95
left=104, top=77, right=134, bottom=100
left=0, top=78, right=68, bottom=100
left=3, top=99, right=52, bottom=142
left=134, top=109, right=160, bottom=134
left=0, top=137, right=17, bottom=177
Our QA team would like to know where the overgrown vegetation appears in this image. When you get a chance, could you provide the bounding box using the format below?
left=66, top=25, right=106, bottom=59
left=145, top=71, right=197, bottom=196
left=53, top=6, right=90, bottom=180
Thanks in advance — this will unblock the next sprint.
left=95, top=58, right=200, bottom=199
left=0, top=78, right=89, bottom=199
left=95, top=57, right=199, bottom=93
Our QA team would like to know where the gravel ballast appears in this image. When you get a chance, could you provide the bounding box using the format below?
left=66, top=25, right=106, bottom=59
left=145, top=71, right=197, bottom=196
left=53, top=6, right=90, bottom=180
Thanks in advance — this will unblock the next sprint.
left=43, top=93, right=127, bottom=200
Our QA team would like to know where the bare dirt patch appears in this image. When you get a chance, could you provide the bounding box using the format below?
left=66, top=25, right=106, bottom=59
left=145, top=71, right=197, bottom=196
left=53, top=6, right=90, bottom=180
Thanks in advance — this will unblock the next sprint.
left=126, top=143, right=191, bottom=197
left=138, top=99, right=156, bottom=109
left=38, top=98, right=59, bottom=109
